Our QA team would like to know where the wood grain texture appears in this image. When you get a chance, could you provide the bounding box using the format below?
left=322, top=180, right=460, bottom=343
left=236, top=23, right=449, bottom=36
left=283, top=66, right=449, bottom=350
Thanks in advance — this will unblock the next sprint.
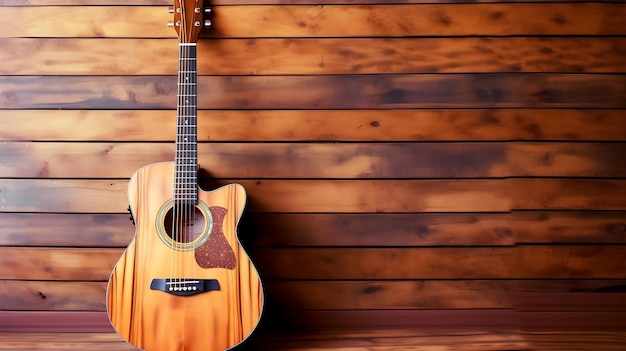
left=2, top=74, right=626, bottom=109
left=1, top=4, right=624, bottom=38
left=3, top=37, right=626, bottom=75
left=0, top=280, right=513, bottom=311
left=513, top=212, right=626, bottom=244
left=3, top=142, right=626, bottom=179
left=0, top=142, right=508, bottom=179
left=0, top=179, right=510, bottom=213
left=0, top=213, right=134, bottom=247
left=2, top=109, right=625, bottom=142
left=0, top=212, right=513, bottom=247
left=2, top=211, right=624, bottom=248
left=0, top=330, right=531, bottom=351
left=8, top=279, right=626, bottom=312
left=511, top=179, right=626, bottom=210
left=107, top=161, right=263, bottom=351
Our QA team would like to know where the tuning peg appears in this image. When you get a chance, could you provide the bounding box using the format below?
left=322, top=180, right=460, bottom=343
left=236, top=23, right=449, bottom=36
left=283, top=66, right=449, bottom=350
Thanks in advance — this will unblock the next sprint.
left=168, top=7, right=174, bottom=14
left=204, top=19, right=212, bottom=28
left=167, top=21, right=174, bottom=27
left=205, top=8, right=212, bottom=14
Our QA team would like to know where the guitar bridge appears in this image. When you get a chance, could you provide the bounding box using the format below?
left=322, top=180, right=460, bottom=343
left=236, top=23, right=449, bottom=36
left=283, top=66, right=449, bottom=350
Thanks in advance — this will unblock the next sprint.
left=150, top=278, right=220, bottom=296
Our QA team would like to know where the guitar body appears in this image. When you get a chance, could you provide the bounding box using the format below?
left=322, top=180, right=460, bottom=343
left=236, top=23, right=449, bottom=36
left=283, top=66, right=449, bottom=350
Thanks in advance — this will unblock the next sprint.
left=107, top=162, right=263, bottom=351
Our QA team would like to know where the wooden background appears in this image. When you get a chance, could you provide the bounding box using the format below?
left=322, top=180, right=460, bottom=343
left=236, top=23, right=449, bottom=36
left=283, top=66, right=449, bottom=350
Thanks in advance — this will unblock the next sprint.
left=1, top=0, right=626, bottom=348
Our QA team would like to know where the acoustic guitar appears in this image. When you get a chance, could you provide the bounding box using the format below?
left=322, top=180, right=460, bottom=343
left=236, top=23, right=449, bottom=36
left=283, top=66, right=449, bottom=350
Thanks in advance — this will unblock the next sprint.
left=106, top=1, right=264, bottom=350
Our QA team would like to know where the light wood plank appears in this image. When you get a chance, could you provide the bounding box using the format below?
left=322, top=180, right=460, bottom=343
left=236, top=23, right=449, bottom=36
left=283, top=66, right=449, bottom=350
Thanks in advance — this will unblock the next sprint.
left=3, top=37, right=625, bottom=75
left=0, top=142, right=508, bottom=179
left=1, top=4, right=624, bottom=38
left=2, top=109, right=625, bottom=142
left=3, top=142, right=626, bottom=178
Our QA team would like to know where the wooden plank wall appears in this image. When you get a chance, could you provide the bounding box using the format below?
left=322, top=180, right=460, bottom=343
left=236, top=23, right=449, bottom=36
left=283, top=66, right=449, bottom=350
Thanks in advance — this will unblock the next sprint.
left=1, top=0, right=626, bottom=342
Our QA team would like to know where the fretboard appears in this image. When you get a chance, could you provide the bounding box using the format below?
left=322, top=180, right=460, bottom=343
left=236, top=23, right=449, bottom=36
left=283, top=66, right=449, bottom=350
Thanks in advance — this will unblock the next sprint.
left=174, top=43, right=198, bottom=205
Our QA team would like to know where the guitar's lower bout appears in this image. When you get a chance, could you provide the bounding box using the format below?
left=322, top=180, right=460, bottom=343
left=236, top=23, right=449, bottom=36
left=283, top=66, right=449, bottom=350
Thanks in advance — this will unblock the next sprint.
left=106, top=162, right=264, bottom=351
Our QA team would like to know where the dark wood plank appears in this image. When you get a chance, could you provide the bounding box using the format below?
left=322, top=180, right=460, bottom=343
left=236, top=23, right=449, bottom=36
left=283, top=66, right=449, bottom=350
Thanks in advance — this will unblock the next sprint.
left=0, top=142, right=508, bottom=179
left=8, top=279, right=626, bottom=312
left=0, top=247, right=514, bottom=280
left=0, top=213, right=134, bottom=247
left=2, top=4, right=624, bottom=38
left=519, top=312, right=626, bottom=331
left=3, top=37, right=626, bottom=75
left=0, top=310, right=520, bottom=332
left=0, top=281, right=106, bottom=311
left=0, top=311, right=114, bottom=332
left=510, top=179, right=626, bottom=211
left=6, top=212, right=624, bottom=248
left=0, top=212, right=514, bottom=247
left=0, top=179, right=510, bottom=213
left=2, top=109, right=625, bottom=142
left=516, top=246, right=626, bottom=279
left=0, top=330, right=531, bottom=351
left=2, top=75, right=625, bottom=109
left=525, top=331, right=626, bottom=351
left=509, top=143, right=626, bottom=178
left=513, top=212, right=626, bottom=244
left=514, top=292, right=626, bottom=312
left=0, top=280, right=512, bottom=311
left=246, top=213, right=514, bottom=247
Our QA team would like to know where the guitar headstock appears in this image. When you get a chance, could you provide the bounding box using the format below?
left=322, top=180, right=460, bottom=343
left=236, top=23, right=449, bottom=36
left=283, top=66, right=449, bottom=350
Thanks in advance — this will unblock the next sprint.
left=169, top=0, right=212, bottom=43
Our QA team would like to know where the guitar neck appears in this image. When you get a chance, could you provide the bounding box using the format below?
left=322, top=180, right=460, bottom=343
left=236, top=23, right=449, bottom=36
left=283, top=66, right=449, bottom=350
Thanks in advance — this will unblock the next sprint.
left=174, top=43, right=198, bottom=205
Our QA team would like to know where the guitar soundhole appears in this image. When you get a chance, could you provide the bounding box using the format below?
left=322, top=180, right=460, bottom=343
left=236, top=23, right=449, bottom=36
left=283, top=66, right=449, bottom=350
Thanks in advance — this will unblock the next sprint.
left=163, top=204, right=206, bottom=244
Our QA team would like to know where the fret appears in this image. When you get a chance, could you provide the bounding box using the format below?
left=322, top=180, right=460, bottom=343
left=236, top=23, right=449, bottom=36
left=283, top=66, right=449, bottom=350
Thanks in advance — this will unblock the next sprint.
left=173, top=42, right=199, bottom=203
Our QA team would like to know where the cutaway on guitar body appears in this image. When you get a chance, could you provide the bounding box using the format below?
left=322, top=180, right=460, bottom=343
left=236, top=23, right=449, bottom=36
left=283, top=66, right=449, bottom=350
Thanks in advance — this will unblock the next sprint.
left=106, top=162, right=264, bottom=351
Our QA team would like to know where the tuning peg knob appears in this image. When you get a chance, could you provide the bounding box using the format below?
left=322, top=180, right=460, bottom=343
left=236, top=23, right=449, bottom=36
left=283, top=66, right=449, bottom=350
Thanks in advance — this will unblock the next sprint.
left=168, top=7, right=174, bottom=14
left=204, top=19, right=212, bottom=28
left=167, top=21, right=174, bottom=27
left=205, top=8, right=212, bottom=14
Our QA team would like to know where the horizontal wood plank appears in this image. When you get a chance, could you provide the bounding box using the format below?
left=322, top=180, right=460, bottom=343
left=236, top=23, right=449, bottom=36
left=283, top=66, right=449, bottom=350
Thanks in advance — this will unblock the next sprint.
left=515, top=246, right=626, bottom=279
left=0, top=330, right=531, bottom=351
left=0, top=247, right=514, bottom=280
left=0, top=179, right=510, bottom=213
left=2, top=246, right=622, bottom=280
left=3, top=37, right=626, bottom=75
left=3, top=142, right=626, bottom=179
left=511, top=179, right=626, bottom=211
left=2, top=212, right=624, bottom=248
left=2, top=109, right=625, bottom=142
left=1, top=4, right=624, bottom=38
left=513, top=211, right=626, bottom=244
left=0, top=212, right=514, bottom=247
left=0, top=330, right=532, bottom=351
left=0, top=280, right=513, bottom=311
left=5, top=279, right=626, bottom=312
left=0, top=310, right=520, bottom=332
left=0, top=142, right=509, bottom=179
left=2, top=75, right=625, bottom=109
left=4, top=179, right=625, bottom=213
